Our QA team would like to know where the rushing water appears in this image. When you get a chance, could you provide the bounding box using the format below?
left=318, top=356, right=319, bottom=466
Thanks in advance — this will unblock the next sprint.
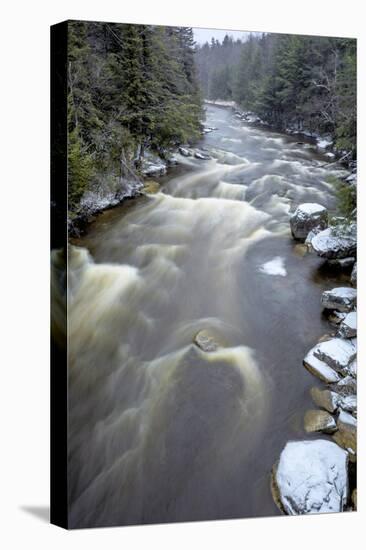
left=67, top=105, right=350, bottom=528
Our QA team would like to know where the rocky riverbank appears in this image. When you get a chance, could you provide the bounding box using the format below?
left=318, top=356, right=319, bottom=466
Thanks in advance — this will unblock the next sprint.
left=272, top=201, right=357, bottom=514
left=68, top=126, right=218, bottom=237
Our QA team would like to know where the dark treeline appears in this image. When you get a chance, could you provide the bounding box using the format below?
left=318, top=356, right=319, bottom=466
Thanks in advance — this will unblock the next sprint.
left=196, top=33, right=356, bottom=154
left=68, top=21, right=202, bottom=210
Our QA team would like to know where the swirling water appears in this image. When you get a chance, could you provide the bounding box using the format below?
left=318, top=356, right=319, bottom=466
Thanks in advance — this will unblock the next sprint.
left=67, top=105, right=349, bottom=527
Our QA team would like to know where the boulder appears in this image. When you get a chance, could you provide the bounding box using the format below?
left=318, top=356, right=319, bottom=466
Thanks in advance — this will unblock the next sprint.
left=338, top=312, right=357, bottom=338
left=272, top=440, right=348, bottom=514
left=141, top=158, right=167, bottom=177
left=311, top=225, right=357, bottom=259
left=311, top=338, right=356, bottom=375
left=333, top=410, right=357, bottom=460
left=290, top=203, right=328, bottom=241
left=304, top=409, right=337, bottom=434
left=351, top=263, right=357, bottom=287
left=303, top=347, right=340, bottom=384
left=179, top=146, right=192, bottom=157
left=339, top=394, right=357, bottom=416
left=194, top=329, right=221, bottom=352
left=326, top=257, right=355, bottom=269
left=331, top=375, right=357, bottom=397
left=310, top=387, right=340, bottom=414
left=194, top=150, right=211, bottom=160
left=321, top=287, right=357, bottom=312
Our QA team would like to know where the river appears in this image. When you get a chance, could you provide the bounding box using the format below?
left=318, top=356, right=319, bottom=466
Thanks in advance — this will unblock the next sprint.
left=67, top=104, right=350, bottom=528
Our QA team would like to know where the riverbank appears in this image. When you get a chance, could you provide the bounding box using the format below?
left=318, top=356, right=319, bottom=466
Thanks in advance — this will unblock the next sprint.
left=272, top=203, right=357, bottom=514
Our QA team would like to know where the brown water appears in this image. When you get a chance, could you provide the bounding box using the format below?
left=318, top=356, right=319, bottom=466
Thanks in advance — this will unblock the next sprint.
left=67, top=105, right=349, bottom=528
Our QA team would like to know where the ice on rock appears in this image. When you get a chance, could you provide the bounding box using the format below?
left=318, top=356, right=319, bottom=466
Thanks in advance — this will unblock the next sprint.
left=273, top=440, right=348, bottom=515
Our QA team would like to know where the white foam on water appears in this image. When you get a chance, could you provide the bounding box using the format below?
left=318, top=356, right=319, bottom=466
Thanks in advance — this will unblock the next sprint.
left=258, top=256, right=287, bottom=277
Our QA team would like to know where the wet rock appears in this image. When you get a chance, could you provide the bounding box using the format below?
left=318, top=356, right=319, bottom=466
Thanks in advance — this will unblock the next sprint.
left=310, top=338, right=356, bottom=375
left=179, top=146, right=192, bottom=157
left=304, top=409, right=337, bottom=434
left=290, top=203, right=328, bottom=241
left=327, top=310, right=346, bottom=326
left=310, top=387, right=340, bottom=414
left=194, top=330, right=220, bottom=352
left=142, top=180, right=160, bottom=194
left=303, top=347, right=340, bottom=384
left=194, top=150, right=211, bottom=160
left=272, top=440, right=348, bottom=515
left=311, top=225, right=357, bottom=259
left=333, top=410, right=357, bottom=460
left=326, top=257, right=355, bottom=269
left=321, top=287, right=357, bottom=312
left=338, top=312, right=357, bottom=338
left=351, top=263, right=357, bottom=287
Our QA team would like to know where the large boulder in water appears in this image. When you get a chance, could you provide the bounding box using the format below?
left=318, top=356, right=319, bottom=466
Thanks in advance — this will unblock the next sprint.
left=321, top=287, right=357, bottom=312
left=290, top=203, right=328, bottom=241
left=272, top=440, right=348, bottom=514
left=311, top=224, right=357, bottom=259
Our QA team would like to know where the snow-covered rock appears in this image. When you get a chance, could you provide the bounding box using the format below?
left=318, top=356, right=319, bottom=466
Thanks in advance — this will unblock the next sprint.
left=338, top=312, right=357, bottom=338
left=312, top=338, right=356, bottom=375
left=141, top=156, right=167, bottom=177
left=272, top=440, right=348, bottom=515
left=316, top=136, right=333, bottom=150
left=179, top=147, right=192, bottom=157
left=304, top=410, right=337, bottom=434
left=321, top=287, right=357, bottom=312
left=194, top=150, right=211, bottom=160
left=311, top=225, right=357, bottom=259
left=339, top=394, right=357, bottom=416
left=351, top=263, right=357, bottom=287
left=290, top=203, right=328, bottom=241
left=310, top=387, right=340, bottom=414
left=332, top=375, right=357, bottom=396
left=303, top=347, right=340, bottom=383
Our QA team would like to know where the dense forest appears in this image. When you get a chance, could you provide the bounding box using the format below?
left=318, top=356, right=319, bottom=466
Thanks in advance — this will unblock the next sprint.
left=68, top=21, right=203, bottom=212
left=67, top=24, right=356, bottom=220
left=195, top=33, right=356, bottom=154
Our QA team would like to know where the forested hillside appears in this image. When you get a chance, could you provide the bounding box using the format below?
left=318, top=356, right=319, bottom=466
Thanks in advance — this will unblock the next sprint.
left=68, top=21, right=202, bottom=213
left=195, top=33, right=356, bottom=154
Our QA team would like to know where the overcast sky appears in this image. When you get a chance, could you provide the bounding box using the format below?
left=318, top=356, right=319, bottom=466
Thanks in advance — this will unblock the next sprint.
left=193, top=27, right=255, bottom=45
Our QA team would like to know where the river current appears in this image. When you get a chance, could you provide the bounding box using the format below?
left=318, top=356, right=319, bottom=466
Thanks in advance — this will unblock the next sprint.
left=67, top=105, right=349, bottom=527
